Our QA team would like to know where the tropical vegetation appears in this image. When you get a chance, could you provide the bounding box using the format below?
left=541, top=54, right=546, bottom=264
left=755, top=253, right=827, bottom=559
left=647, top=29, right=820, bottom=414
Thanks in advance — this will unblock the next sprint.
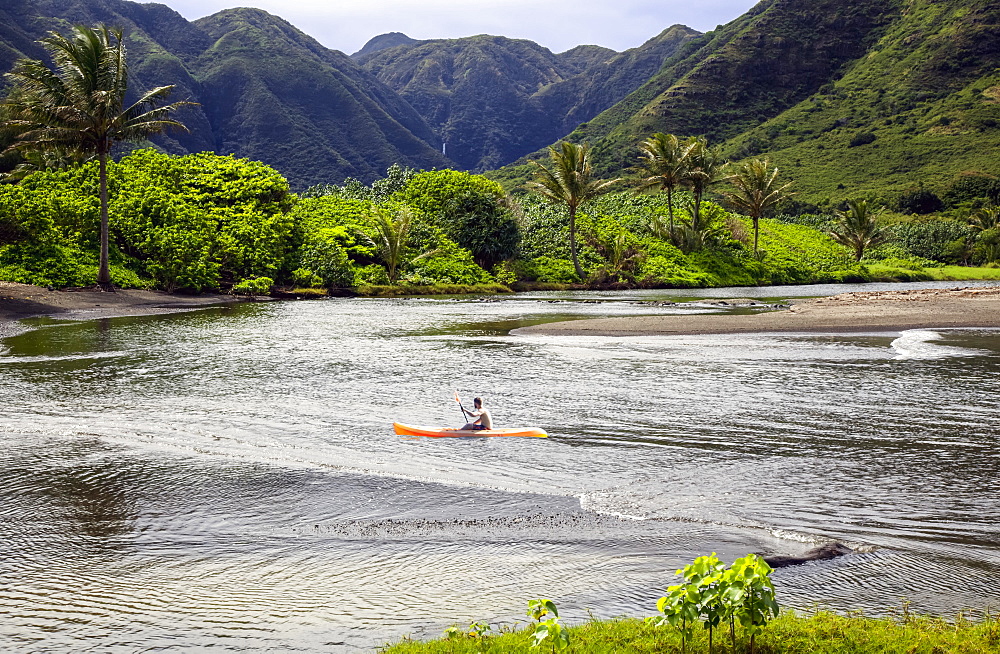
left=0, top=24, right=191, bottom=290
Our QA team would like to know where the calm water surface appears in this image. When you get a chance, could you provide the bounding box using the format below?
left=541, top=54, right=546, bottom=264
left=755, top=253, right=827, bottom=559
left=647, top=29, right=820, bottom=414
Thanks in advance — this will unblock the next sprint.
left=1, top=281, right=998, bottom=651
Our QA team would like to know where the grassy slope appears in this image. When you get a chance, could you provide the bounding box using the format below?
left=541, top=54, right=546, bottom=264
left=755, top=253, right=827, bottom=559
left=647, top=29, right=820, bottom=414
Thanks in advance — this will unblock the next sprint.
left=724, top=0, right=1000, bottom=202
left=383, top=611, right=1000, bottom=654
left=580, top=0, right=897, bottom=174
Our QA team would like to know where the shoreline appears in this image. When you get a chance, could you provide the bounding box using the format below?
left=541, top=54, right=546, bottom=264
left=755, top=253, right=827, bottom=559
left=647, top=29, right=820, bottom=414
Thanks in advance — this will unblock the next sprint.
left=513, top=287, right=1000, bottom=337
left=0, top=282, right=255, bottom=340
left=5, top=283, right=1000, bottom=343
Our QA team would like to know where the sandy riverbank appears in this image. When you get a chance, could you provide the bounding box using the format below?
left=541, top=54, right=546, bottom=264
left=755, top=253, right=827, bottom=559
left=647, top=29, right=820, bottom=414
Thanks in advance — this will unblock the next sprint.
left=0, top=282, right=253, bottom=340
left=514, top=287, right=1000, bottom=336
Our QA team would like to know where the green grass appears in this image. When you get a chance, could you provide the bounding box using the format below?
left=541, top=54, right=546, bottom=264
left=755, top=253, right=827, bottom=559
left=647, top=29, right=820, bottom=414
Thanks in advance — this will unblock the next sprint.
left=354, top=283, right=513, bottom=297
left=866, top=263, right=1000, bottom=282
left=382, top=610, right=1000, bottom=654
left=929, top=265, right=1000, bottom=280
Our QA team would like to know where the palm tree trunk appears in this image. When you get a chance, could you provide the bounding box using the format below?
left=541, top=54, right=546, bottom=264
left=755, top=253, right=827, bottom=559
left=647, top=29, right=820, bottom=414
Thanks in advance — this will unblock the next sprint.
left=569, top=205, right=584, bottom=280
left=753, top=216, right=760, bottom=255
left=667, top=187, right=675, bottom=241
left=693, top=188, right=703, bottom=230
left=97, top=150, right=114, bottom=292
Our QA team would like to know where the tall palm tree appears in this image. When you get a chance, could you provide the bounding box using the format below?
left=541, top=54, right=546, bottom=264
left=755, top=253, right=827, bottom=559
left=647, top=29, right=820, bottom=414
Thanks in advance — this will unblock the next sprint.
left=724, top=159, right=794, bottom=255
left=829, top=199, right=888, bottom=261
left=682, top=137, right=728, bottom=232
left=0, top=24, right=192, bottom=291
left=526, top=142, right=620, bottom=280
left=633, top=132, right=692, bottom=241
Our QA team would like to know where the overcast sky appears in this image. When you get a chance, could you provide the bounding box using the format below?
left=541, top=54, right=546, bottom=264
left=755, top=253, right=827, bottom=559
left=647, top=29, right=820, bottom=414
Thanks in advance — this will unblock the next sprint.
left=150, top=0, right=761, bottom=55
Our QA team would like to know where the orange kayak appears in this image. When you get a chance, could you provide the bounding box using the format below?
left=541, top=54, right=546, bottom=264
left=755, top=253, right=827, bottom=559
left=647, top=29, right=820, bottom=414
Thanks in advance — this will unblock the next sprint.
left=393, top=422, right=547, bottom=438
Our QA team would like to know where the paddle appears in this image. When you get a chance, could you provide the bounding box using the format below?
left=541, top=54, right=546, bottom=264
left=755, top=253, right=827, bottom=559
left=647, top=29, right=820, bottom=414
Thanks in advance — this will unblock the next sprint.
left=454, top=390, right=467, bottom=425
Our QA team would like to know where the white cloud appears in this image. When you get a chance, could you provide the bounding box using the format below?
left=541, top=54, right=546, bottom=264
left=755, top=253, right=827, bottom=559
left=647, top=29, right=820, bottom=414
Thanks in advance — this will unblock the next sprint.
left=152, top=0, right=759, bottom=55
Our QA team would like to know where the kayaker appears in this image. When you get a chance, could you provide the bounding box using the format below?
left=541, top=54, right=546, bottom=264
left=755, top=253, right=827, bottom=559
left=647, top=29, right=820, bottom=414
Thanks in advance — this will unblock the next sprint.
left=461, top=397, right=492, bottom=431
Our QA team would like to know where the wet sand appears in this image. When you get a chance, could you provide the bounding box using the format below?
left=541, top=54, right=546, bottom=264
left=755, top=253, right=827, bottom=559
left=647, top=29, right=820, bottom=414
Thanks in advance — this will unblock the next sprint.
left=514, top=287, right=1000, bottom=336
left=0, top=282, right=254, bottom=339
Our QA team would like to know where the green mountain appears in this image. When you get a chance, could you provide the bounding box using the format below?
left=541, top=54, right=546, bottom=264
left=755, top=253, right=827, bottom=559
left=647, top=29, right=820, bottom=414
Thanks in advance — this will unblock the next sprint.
left=0, top=0, right=451, bottom=189
left=724, top=0, right=1000, bottom=201
left=358, top=26, right=698, bottom=171
left=498, top=0, right=1000, bottom=203
left=351, top=32, right=417, bottom=58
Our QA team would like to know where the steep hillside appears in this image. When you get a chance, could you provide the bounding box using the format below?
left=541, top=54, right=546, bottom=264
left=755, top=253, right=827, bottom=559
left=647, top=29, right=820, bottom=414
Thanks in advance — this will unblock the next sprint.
left=192, top=9, right=450, bottom=186
left=538, top=25, right=701, bottom=136
left=496, top=0, right=999, bottom=204
left=360, top=27, right=698, bottom=171
left=0, top=0, right=451, bottom=188
left=574, top=0, right=901, bottom=174
left=724, top=0, right=1000, bottom=201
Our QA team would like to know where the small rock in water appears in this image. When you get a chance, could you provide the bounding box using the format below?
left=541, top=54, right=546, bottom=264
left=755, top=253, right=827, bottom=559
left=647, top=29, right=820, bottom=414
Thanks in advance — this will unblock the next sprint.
left=761, top=542, right=853, bottom=568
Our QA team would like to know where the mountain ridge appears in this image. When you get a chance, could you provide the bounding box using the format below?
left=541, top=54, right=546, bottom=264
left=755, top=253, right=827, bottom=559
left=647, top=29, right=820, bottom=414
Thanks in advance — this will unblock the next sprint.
left=358, top=25, right=699, bottom=171
left=0, top=0, right=453, bottom=189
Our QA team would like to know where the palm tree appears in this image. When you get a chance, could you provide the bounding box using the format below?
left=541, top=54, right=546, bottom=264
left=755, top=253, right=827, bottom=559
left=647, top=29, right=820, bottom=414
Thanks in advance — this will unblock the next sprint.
left=682, top=137, right=728, bottom=232
left=633, top=133, right=692, bottom=241
left=724, top=159, right=794, bottom=256
left=526, top=142, right=620, bottom=280
left=829, top=199, right=888, bottom=261
left=0, top=24, right=192, bottom=291
left=368, top=205, right=415, bottom=283
left=969, top=205, right=1000, bottom=232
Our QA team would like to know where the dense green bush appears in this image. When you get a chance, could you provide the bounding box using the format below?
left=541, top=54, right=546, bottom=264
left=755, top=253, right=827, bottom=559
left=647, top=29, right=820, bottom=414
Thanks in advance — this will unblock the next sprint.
left=941, top=174, right=1000, bottom=209
left=524, top=256, right=579, bottom=283
left=396, top=169, right=505, bottom=217
left=231, top=276, right=274, bottom=296
left=886, top=219, right=974, bottom=262
left=406, top=236, right=492, bottom=285
left=0, top=149, right=297, bottom=291
left=438, top=191, right=521, bottom=270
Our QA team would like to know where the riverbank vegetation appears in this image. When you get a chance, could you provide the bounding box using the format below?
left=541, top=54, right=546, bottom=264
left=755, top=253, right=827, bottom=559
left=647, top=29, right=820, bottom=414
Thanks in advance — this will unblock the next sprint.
left=383, top=610, right=1000, bottom=654
left=383, top=553, right=999, bottom=654
left=1, top=146, right=998, bottom=295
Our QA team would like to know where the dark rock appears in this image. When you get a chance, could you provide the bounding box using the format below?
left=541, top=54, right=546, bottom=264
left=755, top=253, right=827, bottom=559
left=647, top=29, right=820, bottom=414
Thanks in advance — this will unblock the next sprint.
left=761, top=542, right=852, bottom=568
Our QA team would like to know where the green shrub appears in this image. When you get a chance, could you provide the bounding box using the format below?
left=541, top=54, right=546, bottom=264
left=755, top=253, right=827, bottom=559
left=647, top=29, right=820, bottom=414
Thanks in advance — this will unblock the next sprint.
left=291, top=268, right=324, bottom=288
left=638, top=255, right=711, bottom=287
left=887, top=220, right=974, bottom=262
left=231, top=276, right=274, bottom=296
left=406, top=238, right=491, bottom=285
left=529, top=256, right=579, bottom=283
left=396, top=169, right=505, bottom=217
left=300, top=237, right=355, bottom=288
left=354, top=264, right=390, bottom=286
left=849, top=131, right=877, bottom=147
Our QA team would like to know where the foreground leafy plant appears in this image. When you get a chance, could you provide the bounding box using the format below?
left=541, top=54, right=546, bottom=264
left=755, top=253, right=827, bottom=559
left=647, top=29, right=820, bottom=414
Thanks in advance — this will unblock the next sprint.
left=527, top=599, right=570, bottom=651
left=651, top=553, right=778, bottom=654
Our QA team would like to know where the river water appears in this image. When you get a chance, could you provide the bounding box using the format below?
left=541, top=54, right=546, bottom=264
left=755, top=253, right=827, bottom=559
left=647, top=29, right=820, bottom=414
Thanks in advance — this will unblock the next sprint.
left=1, top=281, right=998, bottom=652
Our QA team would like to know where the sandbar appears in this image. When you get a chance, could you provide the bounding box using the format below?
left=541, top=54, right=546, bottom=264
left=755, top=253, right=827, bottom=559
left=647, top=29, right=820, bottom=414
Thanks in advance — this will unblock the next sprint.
left=513, top=287, right=1000, bottom=337
left=0, top=282, right=252, bottom=340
